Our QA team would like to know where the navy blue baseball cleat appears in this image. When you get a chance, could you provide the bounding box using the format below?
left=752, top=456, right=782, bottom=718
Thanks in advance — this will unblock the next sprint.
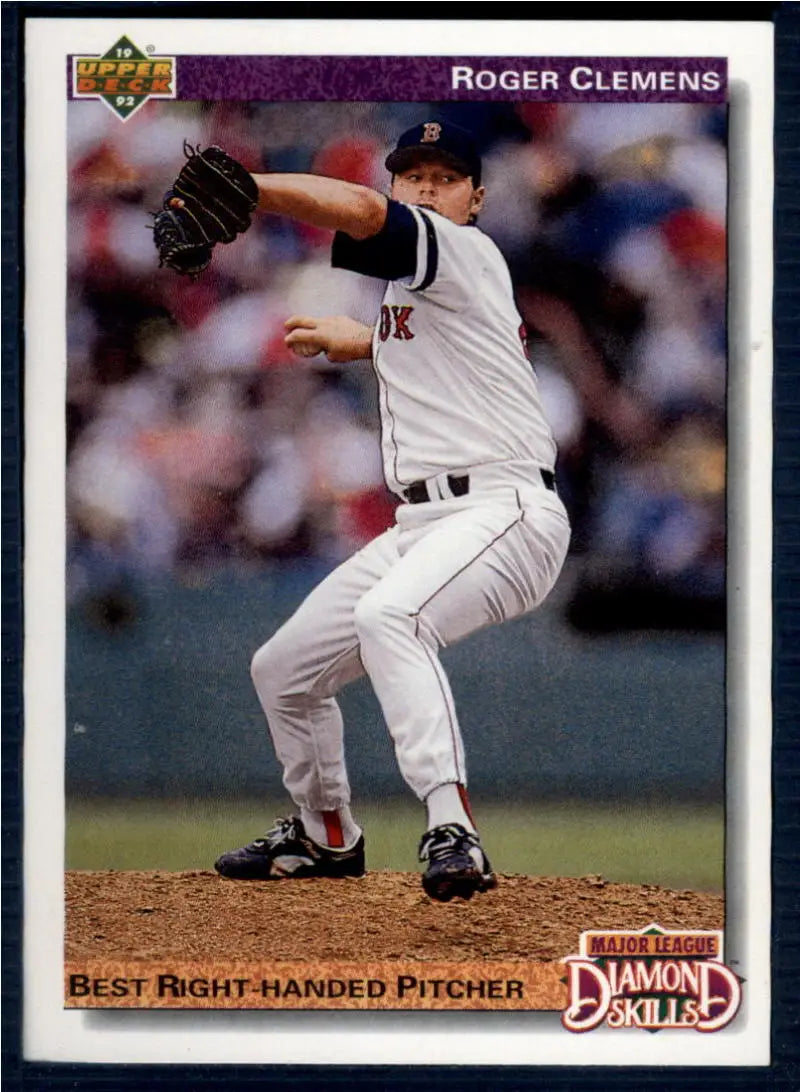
left=214, top=816, right=365, bottom=880
left=418, top=823, right=497, bottom=902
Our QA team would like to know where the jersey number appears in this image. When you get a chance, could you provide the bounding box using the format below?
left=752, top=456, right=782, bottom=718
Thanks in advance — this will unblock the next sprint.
left=379, top=305, right=415, bottom=342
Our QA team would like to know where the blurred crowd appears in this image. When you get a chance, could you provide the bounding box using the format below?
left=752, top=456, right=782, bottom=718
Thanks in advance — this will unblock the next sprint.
left=66, top=99, right=727, bottom=630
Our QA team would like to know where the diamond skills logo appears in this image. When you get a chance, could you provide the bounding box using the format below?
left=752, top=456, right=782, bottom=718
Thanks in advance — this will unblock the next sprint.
left=561, top=923, right=742, bottom=1032
left=72, top=36, right=176, bottom=120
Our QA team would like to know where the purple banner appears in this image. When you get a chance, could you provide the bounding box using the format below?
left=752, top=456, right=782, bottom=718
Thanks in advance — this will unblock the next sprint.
left=171, top=55, right=726, bottom=104
left=67, top=54, right=728, bottom=104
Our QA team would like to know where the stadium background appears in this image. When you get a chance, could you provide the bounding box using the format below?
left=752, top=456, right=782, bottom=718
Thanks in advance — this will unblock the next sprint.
left=64, top=99, right=727, bottom=890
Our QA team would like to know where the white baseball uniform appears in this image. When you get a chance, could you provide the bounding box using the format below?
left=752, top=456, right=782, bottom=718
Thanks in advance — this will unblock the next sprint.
left=250, top=200, right=570, bottom=809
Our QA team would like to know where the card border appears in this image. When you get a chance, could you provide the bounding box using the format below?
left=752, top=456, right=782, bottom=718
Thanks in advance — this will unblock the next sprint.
left=4, top=2, right=796, bottom=1087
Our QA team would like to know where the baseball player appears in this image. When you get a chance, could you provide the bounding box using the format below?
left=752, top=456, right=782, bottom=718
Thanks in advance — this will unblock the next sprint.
left=159, top=121, right=570, bottom=901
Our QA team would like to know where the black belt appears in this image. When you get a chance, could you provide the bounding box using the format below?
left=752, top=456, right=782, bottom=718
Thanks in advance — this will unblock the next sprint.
left=403, top=469, right=556, bottom=504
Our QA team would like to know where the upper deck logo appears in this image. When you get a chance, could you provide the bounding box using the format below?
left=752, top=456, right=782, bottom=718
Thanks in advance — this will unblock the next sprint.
left=562, top=923, right=742, bottom=1033
left=72, top=36, right=176, bottom=120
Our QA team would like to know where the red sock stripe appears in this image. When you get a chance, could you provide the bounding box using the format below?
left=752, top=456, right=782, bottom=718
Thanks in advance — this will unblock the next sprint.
left=457, top=783, right=475, bottom=826
left=322, top=810, right=345, bottom=848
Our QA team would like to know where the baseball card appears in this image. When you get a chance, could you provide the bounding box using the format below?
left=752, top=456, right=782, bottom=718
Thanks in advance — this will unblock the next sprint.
left=20, top=12, right=775, bottom=1072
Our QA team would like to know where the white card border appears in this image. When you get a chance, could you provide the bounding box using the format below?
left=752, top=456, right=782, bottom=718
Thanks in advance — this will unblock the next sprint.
left=23, top=15, right=774, bottom=1067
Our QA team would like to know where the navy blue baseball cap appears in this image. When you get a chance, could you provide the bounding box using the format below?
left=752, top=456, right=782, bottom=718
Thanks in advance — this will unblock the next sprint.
left=385, top=120, right=482, bottom=186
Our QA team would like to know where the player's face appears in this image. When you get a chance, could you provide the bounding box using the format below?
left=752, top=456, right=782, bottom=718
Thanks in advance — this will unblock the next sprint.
left=390, top=160, right=485, bottom=225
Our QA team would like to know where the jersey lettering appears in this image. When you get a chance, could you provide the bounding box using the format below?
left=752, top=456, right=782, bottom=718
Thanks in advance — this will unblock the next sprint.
left=379, top=303, right=415, bottom=342
left=519, top=321, right=537, bottom=373
left=391, top=305, right=415, bottom=340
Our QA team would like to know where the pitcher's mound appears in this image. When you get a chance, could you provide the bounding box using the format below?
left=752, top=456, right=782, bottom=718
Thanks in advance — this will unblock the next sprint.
left=66, top=870, right=723, bottom=963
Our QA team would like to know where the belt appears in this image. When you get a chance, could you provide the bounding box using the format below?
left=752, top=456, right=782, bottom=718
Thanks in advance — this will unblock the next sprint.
left=403, top=469, right=556, bottom=504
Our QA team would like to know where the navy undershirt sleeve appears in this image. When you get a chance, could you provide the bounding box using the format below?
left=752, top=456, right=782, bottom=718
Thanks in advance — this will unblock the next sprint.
left=332, top=199, right=418, bottom=280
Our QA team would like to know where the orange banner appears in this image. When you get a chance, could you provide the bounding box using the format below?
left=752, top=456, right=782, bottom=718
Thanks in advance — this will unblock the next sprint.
left=65, top=959, right=567, bottom=1010
left=581, top=930, right=721, bottom=959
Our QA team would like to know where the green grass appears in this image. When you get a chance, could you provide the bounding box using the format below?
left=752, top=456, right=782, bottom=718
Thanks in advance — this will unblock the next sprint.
left=65, top=798, right=724, bottom=892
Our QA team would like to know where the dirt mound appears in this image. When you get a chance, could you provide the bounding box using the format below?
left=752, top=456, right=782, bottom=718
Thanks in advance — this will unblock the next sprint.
left=66, top=870, right=723, bottom=963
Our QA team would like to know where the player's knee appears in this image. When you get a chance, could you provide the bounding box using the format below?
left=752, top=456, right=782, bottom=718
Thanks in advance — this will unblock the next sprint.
left=353, top=590, right=407, bottom=644
left=250, top=637, right=292, bottom=709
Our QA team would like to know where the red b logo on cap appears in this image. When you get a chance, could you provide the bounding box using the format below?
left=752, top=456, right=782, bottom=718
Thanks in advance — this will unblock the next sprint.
left=421, top=122, right=442, bottom=143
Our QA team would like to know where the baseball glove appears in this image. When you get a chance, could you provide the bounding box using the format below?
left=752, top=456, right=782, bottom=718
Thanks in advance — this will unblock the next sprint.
left=152, top=142, right=259, bottom=276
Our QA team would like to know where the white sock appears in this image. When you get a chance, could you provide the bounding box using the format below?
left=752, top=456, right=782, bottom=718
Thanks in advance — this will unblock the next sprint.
left=300, top=806, right=361, bottom=850
left=425, top=782, right=477, bottom=835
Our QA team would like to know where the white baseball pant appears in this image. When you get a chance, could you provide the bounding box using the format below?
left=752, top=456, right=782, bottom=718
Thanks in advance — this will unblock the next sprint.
left=250, top=471, right=570, bottom=807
